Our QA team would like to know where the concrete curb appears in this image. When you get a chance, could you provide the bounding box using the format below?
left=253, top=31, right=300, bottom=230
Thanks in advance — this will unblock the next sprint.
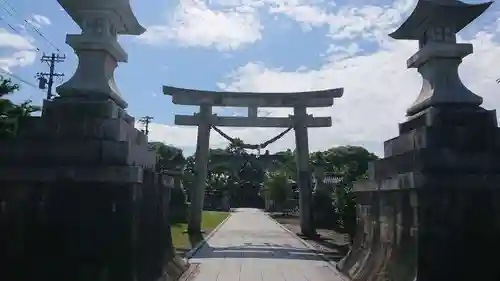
left=184, top=212, right=233, bottom=259
left=177, top=263, right=200, bottom=281
left=263, top=211, right=350, bottom=281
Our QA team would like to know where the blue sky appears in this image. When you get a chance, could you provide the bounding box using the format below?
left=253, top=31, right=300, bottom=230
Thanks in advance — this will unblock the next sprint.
left=2, top=0, right=500, bottom=156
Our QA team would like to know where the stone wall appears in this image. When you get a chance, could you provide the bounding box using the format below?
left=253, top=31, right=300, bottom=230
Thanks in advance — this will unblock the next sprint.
left=0, top=170, right=179, bottom=281
left=0, top=97, right=187, bottom=281
left=337, top=106, right=500, bottom=281
left=338, top=182, right=417, bottom=281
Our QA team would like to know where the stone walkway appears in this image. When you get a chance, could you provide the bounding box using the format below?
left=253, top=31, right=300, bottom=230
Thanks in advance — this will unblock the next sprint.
left=185, top=208, right=347, bottom=281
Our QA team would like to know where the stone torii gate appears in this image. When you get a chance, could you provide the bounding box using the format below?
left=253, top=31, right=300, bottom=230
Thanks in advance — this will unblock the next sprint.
left=164, top=86, right=343, bottom=236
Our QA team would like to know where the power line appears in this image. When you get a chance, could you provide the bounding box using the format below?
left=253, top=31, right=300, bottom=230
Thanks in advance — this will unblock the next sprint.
left=0, top=15, right=41, bottom=51
left=36, top=53, right=65, bottom=100
left=0, top=69, right=39, bottom=89
left=0, top=15, right=19, bottom=33
left=1, top=0, right=19, bottom=15
left=1, top=2, right=24, bottom=33
left=28, top=25, right=60, bottom=52
left=1, top=0, right=61, bottom=52
left=1, top=3, right=15, bottom=18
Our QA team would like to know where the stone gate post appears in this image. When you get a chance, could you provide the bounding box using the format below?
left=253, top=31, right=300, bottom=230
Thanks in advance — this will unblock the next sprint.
left=337, top=1, right=500, bottom=281
left=0, top=1, right=188, bottom=280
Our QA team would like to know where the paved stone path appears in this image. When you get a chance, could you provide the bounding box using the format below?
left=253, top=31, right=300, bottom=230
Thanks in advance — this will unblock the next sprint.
left=186, top=208, right=347, bottom=281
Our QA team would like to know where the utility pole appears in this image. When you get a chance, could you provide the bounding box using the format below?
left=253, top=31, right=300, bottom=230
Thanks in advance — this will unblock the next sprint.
left=139, top=116, right=154, bottom=136
left=37, top=53, right=65, bottom=100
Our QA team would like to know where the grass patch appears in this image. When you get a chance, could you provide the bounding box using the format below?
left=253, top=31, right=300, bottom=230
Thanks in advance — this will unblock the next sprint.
left=171, top=211, right=230, bottom=255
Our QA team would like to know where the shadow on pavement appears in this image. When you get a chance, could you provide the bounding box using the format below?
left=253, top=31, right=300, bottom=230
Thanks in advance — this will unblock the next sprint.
left=191, top=242, right=345, bottom=261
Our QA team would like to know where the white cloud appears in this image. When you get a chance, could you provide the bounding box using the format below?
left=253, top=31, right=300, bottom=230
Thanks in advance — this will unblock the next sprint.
left=137, top=0, right=412, bottom=50
left=27, top=14, right=51, bottom=29
left=0, top=29, right=36, bottom=50
left=322, top=42, right=363, bottom=62
left=269, top=4, right=331, bottom=29
left=149, top=32, right=500, bottom=157
left=145, top=0, right=500, bottom=157
left=0, top=50, right=37, bottom=71
left=0, top=29, right=37, bottom=72
left=257, top=0, right=420, bottom=45
left=138, top=0, right=262, bottom=50
left=213, top=42, right=418, bottom=156
left=210, top=39, right=500, bottom=157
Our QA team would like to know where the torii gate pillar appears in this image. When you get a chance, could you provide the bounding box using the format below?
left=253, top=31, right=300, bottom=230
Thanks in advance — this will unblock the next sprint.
left=293, top=106, right=315, bottom=236
left=188, top=104, right=212, bottom=233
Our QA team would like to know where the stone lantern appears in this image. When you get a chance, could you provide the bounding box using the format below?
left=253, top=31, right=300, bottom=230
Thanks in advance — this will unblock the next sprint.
left=56, top=0, right=145, bottom=108
left=389, top=0, right=492, bottom=116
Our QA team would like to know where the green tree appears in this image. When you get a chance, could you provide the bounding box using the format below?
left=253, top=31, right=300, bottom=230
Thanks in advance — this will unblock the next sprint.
left=206, top=148, right=233, bottom=195
left=271, top=149, right=296, bottom=181
left=0, top=75, right=19, bottom=96
left=0, top=76, right=40, bottom=138
left=183, top=140, right=378, bottom=216
left=225, top=138, right=245, bottom=154
left=149, top=142, right=186, bottom=171
left=263, top=170, right=293, bottom=211
left=312, top=146, right=377, bottom=181
left=182, top=155, right=196, bottom=201
left=311, top=146, right=378, bottom=235
left=182, top=147, right=235, bottom=204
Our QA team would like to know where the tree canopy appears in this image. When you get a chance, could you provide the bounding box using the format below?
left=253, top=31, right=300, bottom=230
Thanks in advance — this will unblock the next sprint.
left=149, top=141, right=186, bottom=171
left=154, top=138, right=378, bottom=217
left=0, top=76, right=40, bottom=138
